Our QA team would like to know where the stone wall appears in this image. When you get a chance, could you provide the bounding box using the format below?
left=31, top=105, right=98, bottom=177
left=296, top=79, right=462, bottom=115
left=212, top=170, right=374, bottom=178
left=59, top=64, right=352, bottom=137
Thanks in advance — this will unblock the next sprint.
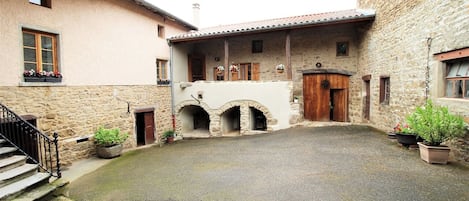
left=0, top=85, right=172, bottom=166
left=357, top=0, right=469, bottom=162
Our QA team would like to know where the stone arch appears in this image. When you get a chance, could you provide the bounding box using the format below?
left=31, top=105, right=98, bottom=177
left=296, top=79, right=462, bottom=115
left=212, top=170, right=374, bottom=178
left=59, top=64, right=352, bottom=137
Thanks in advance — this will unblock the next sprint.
left=217, top=100, right=276, bottom=135
left=175, top=100, right=213, bottom=138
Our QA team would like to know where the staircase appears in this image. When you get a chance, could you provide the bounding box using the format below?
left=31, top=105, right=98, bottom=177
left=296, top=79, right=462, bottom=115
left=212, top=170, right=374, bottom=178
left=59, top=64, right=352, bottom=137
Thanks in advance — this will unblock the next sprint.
left=0, top=137, right=54, bottom=200
left=0, top=102, right=62, bottom=200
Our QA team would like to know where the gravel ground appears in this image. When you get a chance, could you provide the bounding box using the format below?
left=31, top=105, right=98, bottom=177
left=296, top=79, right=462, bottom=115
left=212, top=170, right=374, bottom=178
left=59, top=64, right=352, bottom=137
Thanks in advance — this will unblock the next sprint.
left=65, top=126, right=469, bottom=201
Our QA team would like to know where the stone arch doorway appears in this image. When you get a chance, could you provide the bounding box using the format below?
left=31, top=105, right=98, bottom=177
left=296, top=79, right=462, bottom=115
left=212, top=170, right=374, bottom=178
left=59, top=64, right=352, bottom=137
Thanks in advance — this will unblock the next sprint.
left=178, top=105, right=211, bottom=136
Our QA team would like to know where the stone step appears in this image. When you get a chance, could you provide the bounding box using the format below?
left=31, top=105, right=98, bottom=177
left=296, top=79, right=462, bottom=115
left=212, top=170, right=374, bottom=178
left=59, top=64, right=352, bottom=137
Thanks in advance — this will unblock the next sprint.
left=0, top=163, right=38, bottom=188
left=0, top=155, right=27, bottom=173
left=0, top=139, right=5, bottom=147
left=0, top=172, right=50, bottom=200
left=15, top=179, right=69, bottom=201
left=0, top=147, right=18, bottom=159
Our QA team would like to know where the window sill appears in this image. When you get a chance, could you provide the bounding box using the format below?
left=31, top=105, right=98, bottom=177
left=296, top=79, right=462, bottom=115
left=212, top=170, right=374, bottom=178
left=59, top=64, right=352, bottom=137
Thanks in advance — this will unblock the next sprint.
left=19, top=82, right=65, bottom=87
left=437, top=97, right=469, bottom=102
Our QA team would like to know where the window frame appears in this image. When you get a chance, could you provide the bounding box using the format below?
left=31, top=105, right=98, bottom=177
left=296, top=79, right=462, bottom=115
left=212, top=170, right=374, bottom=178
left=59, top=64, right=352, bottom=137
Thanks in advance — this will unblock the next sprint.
left=157, top=25, right=165, bottom=38
left=22, top=29, right=59, bottom=74
left=336, top=41, right=349, bottom=56
left=29, top=0, right=51, bottom=8
left=379, top=76, right=390, bottom=105
left=445, top=60, right=469, bottom=98
left=252, top=40, right=263, bottom=53
left=156, top=59, right=169, bottom=85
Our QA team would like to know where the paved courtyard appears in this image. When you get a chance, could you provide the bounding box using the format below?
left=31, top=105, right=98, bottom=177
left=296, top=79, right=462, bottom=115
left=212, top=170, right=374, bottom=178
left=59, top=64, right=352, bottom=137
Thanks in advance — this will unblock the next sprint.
left=65, top=126, right=469, bottom=201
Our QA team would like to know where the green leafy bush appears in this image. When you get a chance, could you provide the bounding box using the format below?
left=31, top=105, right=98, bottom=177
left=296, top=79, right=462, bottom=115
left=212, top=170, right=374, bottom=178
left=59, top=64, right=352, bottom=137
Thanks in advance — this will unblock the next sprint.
left=406, top=100, right=466, bottom=146
left=94, top=127, right=129, bottom=146
left=162, top=130, right=175, bottom=138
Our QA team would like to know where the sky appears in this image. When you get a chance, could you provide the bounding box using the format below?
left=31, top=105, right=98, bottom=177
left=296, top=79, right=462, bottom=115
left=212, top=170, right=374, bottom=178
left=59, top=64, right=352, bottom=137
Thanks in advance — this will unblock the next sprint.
left=146, top=0, right=357, bottom=28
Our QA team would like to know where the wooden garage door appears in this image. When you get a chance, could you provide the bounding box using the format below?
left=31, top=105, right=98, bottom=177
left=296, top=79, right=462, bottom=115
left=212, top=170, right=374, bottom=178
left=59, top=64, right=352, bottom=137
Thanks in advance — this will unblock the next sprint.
left=303, top=74, right=349, bottom=122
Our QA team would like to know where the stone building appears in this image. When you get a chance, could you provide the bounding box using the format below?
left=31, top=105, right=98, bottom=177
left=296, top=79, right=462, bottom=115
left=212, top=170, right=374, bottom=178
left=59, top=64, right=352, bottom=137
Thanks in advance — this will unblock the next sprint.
left=168, top=0, right=469, bottom=161
left=357, top=0, right=469, bottom=161
left=168, top=9, right=376, bottom=138
left=0, top=0, right=196, bottom=166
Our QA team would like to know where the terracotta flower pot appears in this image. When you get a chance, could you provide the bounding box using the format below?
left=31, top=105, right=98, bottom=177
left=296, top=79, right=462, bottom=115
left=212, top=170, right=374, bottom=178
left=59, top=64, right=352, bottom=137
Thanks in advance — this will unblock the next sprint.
left=417, top=142, right=451, bottom=164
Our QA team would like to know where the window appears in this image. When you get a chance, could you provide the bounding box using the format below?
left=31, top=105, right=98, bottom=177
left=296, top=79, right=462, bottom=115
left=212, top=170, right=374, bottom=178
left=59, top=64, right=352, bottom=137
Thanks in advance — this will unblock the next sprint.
left=23, top=29, right=58, bottom=74
left=29, top=0, right=51, bottom=8
left=445, top=60, right=469, bottom=98
left=252, top=40, right=263, bottom=53
left=156, top=59, right=169, bottom=84
left=380, top=76, right=390, bottom=105
left=157, top=25, right=165, bottom=38
left=336, top=41, right=349, bottom=56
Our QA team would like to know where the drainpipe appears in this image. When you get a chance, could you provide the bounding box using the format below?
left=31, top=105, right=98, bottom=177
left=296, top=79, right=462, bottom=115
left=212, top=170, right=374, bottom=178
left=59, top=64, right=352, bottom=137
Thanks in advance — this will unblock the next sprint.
left=169, top=42, right=176, bottom=131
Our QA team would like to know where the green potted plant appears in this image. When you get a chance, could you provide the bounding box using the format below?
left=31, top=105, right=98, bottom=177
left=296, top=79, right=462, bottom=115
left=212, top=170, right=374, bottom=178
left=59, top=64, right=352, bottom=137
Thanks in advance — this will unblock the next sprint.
left=94, top=127, right=129, bottom=159
left=406, top=100, right=467, bottom=164
left=162, top=130, right=175, bottom=144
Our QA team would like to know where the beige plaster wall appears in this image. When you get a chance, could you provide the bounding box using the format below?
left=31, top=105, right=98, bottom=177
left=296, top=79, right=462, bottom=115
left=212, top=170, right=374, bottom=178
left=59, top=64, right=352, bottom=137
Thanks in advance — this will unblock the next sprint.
left=174, top=81, right=293, bottom=130
left=0, top=0, right=188, bottom=86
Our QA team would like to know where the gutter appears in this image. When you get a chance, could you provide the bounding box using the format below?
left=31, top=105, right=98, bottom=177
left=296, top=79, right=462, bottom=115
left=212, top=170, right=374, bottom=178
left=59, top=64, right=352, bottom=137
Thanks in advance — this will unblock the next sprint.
left=169, top=42, right=176, bottom=130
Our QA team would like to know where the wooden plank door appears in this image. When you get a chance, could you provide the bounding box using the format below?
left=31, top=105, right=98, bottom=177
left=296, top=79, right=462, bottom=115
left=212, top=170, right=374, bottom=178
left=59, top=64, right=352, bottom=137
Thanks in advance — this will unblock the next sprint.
left=304, top=74, right=349, bottom=122
left=144, top=112, right=155, bottom=144
left=303, top=74, right=330, bottom=121
left=331, top=89, right=347, bottom=122
left=252, top=63, right=260, bottom=80
left=364, top=80, right=370, bottom=120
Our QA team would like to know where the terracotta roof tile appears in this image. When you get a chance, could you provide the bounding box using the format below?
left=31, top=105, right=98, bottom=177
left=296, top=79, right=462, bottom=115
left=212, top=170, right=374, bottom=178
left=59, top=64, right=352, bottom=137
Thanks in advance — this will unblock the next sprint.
left=169, top=9, right=375, bottom=42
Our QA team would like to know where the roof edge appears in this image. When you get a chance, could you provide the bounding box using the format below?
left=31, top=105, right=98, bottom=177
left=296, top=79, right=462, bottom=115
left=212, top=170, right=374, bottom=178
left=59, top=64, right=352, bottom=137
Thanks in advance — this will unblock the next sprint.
left=132, top=0, right=198, bottom=30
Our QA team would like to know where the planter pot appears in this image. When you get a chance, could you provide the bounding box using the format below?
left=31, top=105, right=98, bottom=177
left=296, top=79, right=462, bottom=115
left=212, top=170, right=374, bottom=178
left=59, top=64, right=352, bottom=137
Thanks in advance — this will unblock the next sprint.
left=96, top=144, right=123, bottom=159
left=395, top=133, right=418, bottom=146
left=417, top=142, right=451, bottom=164
left=166, top=136, right=174, bottom=144
left=276, top=69, right=284, bottom=73
left=387, top=132, right=397, bottom=139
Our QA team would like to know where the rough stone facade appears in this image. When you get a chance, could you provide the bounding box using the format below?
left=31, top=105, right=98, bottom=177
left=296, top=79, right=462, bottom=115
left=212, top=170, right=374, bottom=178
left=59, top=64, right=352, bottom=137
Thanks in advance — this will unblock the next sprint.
left=0, top=85, right=172, bottom=166
left=357, top=0, right=469, bottom=161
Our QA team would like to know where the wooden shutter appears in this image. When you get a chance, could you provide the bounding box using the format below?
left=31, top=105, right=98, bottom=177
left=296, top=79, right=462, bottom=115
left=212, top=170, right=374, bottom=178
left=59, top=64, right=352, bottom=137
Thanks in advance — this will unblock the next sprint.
left=252, top=63, right=260, bottom=80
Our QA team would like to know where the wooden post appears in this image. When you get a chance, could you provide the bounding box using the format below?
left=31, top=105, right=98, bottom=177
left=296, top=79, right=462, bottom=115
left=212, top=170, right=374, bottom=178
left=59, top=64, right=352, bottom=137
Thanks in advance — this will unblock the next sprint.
left=224, top=39, right=229, bottom=81
left=286, top=30, right=292, bottom=80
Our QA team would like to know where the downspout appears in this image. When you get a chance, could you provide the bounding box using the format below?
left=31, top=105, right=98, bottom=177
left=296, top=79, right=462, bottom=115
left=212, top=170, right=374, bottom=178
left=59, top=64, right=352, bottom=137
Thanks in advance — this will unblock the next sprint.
left=169, top=41, right=176, bottom=131
left=425, top=37, right=433, bottom=101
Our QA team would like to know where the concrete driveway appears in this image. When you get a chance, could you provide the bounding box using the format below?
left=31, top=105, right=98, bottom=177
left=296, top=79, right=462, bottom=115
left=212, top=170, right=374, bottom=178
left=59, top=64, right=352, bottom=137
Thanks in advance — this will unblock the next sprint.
left=65, top=126, right=469, bottom=201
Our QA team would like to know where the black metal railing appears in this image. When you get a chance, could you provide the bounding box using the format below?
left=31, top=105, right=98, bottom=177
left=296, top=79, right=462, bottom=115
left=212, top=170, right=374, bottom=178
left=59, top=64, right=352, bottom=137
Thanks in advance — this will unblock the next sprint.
left=0, top=102, right=61, bottom=178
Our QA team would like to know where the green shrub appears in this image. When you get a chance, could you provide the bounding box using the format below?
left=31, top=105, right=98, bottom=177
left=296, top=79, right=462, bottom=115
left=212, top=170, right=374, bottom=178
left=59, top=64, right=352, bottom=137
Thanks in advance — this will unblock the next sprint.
left=406, top=100, right=466, bottom=146
left=162, top=130, right=175, bottom=138
left=94, top=127, right=129, bottom=146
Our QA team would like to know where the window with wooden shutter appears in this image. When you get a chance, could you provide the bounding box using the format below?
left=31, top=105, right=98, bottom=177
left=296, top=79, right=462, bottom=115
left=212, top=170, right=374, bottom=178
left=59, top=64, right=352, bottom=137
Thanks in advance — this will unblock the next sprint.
left=380, top=76, right=390, bottom=105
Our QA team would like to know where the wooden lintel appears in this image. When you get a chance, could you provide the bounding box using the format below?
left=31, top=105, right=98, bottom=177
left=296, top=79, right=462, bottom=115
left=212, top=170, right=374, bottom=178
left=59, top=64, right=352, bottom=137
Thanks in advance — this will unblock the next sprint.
left=224, top=39, right=229, bottom=80
left=434, top=47, right=469, bottom=61
left=286, top=30, right=292, bottom=80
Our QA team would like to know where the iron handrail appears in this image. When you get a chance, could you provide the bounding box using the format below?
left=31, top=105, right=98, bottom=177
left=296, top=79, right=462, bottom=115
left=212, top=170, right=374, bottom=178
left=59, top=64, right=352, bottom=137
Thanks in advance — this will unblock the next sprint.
left=0, top=102, right=61, bottom=178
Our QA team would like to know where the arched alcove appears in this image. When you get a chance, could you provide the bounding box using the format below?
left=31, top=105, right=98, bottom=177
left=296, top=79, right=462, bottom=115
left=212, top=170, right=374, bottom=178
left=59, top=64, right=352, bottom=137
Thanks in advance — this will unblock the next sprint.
left=250, top=107, right=267, bottom=131
left=179, top=105, right=210, bottom=135
left=220, top=106, right=241, bottom=135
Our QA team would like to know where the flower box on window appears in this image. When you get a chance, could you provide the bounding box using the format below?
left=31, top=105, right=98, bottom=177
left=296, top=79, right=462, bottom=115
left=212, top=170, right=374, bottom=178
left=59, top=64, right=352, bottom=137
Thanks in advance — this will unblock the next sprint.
left=24, top=76, right=45, bottom=82
left=157, top=80, right=171, bottom=85
left=45, top=77, right=62, bottom=83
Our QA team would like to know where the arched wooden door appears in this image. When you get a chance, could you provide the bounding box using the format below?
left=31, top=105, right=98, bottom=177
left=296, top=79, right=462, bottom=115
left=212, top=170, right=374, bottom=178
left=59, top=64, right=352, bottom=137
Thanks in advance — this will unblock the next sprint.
left=303, top=74, right=349, bottom=122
